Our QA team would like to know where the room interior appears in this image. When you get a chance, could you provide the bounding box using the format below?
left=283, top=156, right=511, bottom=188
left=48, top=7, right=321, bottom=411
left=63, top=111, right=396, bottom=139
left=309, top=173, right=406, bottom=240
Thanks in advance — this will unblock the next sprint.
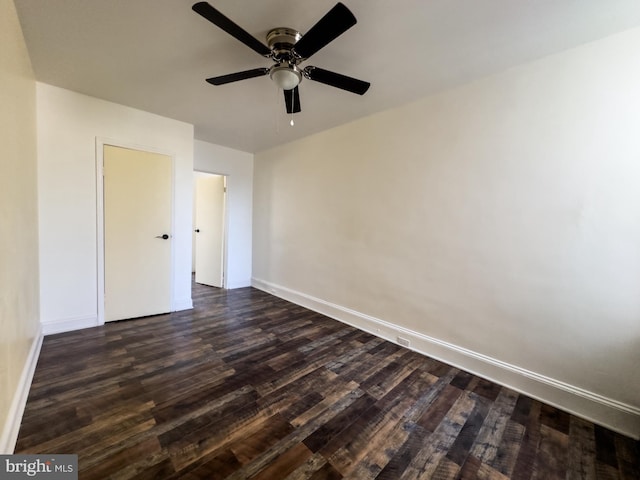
left=1, top=0, right=639, bottom=473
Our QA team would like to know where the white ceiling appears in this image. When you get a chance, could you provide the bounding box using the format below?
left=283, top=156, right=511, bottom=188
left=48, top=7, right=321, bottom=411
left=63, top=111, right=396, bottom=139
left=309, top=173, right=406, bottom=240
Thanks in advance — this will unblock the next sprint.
left=14, top=0, right=640, bottom=153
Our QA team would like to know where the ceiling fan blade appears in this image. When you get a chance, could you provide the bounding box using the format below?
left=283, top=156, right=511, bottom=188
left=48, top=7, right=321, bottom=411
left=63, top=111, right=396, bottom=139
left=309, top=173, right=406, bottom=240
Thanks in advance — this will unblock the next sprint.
left=206, top=68, right=270, bottom=85
left=284, top=86, right=301, bottom=114
left=292, top=3, right=356, bottom=60
left=304, top=66, right=370, bottom=95
left=192, top=2, right=271, bottom=57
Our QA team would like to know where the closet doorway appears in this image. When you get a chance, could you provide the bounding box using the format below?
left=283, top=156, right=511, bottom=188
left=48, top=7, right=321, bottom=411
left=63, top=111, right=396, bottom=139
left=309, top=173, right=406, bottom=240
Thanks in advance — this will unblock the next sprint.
left=193, top=172, right=226, bottom=287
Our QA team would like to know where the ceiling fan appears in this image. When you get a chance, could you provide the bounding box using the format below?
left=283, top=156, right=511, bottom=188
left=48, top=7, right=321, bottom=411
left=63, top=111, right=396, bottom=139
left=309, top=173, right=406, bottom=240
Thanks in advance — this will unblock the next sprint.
left=192, top=2, right=371, bottom=114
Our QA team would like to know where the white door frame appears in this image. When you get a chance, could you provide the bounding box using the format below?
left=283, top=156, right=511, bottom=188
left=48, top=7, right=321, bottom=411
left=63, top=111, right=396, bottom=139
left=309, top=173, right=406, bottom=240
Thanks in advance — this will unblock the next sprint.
left=96, top=137, right=177, bottom=325
left=194, top=170, right=228, bottom=289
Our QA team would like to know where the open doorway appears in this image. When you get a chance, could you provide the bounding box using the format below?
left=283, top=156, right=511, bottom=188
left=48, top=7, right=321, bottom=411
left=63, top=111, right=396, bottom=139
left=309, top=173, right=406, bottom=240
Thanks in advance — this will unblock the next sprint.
left=192, top=172, right=227, bottom=288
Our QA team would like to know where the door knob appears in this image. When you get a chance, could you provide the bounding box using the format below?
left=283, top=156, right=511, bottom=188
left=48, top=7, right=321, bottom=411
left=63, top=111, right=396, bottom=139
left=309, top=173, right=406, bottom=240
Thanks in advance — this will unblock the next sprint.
left=195, top=229, right=200, bottom=233
left=155, top=234, right=170, bottom=240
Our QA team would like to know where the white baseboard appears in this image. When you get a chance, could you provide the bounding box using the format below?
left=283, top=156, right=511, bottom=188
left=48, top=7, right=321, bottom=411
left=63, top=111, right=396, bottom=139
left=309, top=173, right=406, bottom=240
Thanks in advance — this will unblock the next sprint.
left=0, top=326, right=43, bottom=454
left=173, top=297, right=194, bottom=312
left=252, top=277, right=640, bottom=440
left=41, top=315, right=98, bottom=336
left=226, top=279, right=252, bottom=289
left=43, top=302, right=197, bottom=334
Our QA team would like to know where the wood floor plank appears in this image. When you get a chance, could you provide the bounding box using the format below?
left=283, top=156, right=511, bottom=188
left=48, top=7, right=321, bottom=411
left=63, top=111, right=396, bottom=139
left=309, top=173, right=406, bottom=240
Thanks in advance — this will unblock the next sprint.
left=445, top=394, right=491, bottom=468
left=475, top=462, right=511, bottom=480
left=327, top=369, right=440, bottom=475
left=457, top=454, right=483, bottom=479
left=170, top=449, right=241, bottom=480
left=289, top=379, right=360, bottom=428
left=531, top=424, right=568, bottom=480
left=156, top=386, right=260, bottom=448
left=430, top=457, right=461, bottom=480
left=566, top=416, right=597, bottom=480
left=470, top=388, right=520, bottom=464
left=167, top=402, right=279, bottom=471
left=338, top=370, right=443, bottom=479
left=489, top=419, right=525, bottom=477
left=510, top=399, right=543, bottom=480
left=232, top=416, right=294, bottom=466
left=302, top=392, right=377, bottom=454
left=400, top=393, right=475, bottom=479
left=615, top=433, right=640, bottom=479
left=374, top=372, right=458, bottom=478
left=80, top=436, right=164, bottom=479
left=226, top=387, right=365, bottom=480
left=281, top=452, right=330, bottom=480
left=14, top=280, right=639, bottom=479
left=417, top=384, right=464, bottom=432
left=249, top=442, right=314, bottom=480
left=307, top=462, right=343, bottom=480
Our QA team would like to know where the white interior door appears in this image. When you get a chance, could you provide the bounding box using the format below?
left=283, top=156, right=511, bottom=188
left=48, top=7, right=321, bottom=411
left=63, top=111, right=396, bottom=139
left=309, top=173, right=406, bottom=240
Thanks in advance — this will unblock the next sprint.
left=194, top=174, right=225, bottom=287
left=104, top=145, right=172, bottom=322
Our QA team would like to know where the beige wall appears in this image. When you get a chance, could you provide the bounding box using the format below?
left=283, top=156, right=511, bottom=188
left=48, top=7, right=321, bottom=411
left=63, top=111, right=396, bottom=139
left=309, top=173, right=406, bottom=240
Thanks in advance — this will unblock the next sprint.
left=37, top=83, right=194, bottom=334
left=253, top=27, right=640, bottom=437
left=0, top=0, right=40, bottom=452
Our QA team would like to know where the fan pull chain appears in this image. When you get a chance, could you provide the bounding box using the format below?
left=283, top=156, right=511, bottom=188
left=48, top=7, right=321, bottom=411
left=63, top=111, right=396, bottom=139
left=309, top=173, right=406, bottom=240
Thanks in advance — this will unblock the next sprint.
left=290, top=89, right=295, bottom=126
left=275, top=84, right=281, bottom=134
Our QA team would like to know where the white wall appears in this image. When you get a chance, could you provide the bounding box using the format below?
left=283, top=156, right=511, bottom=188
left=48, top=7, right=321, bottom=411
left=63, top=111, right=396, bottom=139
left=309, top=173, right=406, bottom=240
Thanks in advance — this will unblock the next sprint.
left=37, top=83, right=194, bottom=334
left=0, top=0, right=41, bottom=453
left=253, top=27, right=640, bottom=438
left=194, top=140, right=253, bottom=289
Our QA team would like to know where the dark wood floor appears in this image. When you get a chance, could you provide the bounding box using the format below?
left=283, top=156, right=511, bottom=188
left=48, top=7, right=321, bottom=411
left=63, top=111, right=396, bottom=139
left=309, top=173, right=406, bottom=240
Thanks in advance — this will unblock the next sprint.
left=16, top=282, right=639, bottom=479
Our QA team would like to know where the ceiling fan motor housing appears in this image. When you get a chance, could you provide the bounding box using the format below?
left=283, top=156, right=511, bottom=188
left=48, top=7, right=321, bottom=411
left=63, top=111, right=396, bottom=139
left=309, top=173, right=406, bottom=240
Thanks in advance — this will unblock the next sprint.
left=266, top=28, right=302, bottom=61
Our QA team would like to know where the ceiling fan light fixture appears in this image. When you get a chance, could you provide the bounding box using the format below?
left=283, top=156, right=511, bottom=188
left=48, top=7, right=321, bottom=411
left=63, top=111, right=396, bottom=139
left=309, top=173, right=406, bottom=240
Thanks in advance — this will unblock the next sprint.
left=270, top=64, right=302, bottom=90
